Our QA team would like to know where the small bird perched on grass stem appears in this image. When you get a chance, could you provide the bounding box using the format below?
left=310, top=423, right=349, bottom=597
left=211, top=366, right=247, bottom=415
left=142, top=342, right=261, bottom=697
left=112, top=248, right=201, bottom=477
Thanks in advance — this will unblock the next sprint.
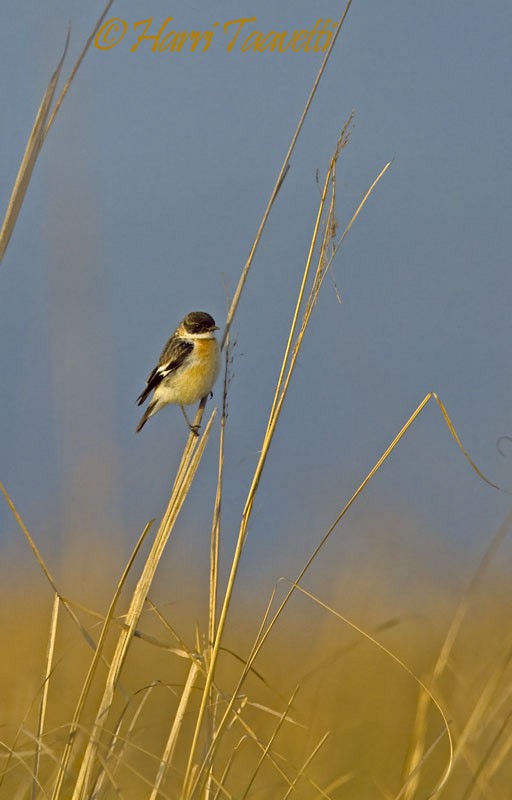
left=136, top=311, right=220, bottom=435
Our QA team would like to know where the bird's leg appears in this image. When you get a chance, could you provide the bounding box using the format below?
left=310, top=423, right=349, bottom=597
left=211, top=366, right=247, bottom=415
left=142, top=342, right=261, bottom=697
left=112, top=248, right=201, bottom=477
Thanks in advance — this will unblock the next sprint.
left=180, top=404, right=200, bottom=436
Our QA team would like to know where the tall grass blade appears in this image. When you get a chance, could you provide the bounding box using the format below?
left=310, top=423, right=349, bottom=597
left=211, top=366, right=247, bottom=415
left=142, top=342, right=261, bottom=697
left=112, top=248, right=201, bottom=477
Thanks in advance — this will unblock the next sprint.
left=220, top=0, right=355, bottom=350
left=32, top=593, right=60, bottom=800
left=0, top=30, right=69, bottom=264
left=185, top=146, right=390, bottom=800
left=0, top=1, right=115, bottom=265
left=70, top=411, right=216, bottom=800
left=50, top=521, right=153, bottom=800
left=149, top=658, right=202, bottom=800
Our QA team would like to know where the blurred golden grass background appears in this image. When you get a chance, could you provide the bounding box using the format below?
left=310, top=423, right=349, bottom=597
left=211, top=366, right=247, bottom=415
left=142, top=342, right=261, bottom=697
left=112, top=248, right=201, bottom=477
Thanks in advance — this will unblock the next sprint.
left=1, top=511, right=512, bottom=798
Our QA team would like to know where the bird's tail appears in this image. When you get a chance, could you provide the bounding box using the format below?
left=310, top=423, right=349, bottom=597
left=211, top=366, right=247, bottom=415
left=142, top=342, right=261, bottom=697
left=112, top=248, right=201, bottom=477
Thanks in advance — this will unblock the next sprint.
left=136, top=400, right=160, bottom=433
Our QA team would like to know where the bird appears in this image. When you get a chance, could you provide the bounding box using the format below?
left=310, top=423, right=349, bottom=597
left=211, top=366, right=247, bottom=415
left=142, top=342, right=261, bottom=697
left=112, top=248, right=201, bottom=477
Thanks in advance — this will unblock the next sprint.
left=136, top=311, right=220, bottom=435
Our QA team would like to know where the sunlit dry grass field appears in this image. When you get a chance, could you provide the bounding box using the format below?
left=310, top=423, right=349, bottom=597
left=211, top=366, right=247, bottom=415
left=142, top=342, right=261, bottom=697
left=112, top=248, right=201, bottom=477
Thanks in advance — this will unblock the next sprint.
left=1, top=527, right=512, bottom=799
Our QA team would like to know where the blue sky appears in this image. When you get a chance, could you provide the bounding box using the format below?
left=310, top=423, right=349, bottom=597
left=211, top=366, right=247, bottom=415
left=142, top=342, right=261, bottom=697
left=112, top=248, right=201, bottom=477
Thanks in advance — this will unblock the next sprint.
left=1, top=2, right=511, bottom=599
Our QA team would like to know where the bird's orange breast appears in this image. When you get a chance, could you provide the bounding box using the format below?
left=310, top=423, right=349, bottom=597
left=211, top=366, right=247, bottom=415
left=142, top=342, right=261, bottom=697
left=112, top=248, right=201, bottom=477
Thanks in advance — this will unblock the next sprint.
left=156, top=337, right=220, bottom=406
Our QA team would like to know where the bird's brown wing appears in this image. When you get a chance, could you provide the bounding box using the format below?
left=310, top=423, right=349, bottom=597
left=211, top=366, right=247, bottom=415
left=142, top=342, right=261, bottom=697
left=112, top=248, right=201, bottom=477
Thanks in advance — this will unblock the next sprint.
left=136, top=337, right=193, bottom=406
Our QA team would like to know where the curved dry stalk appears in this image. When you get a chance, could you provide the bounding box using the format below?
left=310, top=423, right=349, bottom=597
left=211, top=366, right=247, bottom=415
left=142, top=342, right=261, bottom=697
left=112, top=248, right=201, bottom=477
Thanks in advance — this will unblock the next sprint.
left=249, top=392, right=502, bottom=665
left=395, top=727, right=453, bottom=800
left=289, top=583, right=453, bottom=799
left=399, top=686, right=431, bottom=800
left=192, top=390, right=501, bottom=797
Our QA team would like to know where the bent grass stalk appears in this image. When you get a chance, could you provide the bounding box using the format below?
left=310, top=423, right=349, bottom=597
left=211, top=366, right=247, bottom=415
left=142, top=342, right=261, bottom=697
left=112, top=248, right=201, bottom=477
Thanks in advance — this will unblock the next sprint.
left=288, top=583, right=452, bottom=799
left=191, top=390, right=502, bottom=798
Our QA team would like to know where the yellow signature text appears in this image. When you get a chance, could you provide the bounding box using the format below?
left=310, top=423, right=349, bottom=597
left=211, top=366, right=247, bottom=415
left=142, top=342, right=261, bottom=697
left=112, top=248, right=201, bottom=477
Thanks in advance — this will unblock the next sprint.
left=94, top=17, right=340, bottom=54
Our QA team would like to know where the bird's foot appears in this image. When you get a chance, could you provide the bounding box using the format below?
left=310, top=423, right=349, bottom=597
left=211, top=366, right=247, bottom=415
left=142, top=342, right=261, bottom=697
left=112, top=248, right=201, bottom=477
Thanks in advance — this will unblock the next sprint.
left=189, top=424, right=201, bottom=437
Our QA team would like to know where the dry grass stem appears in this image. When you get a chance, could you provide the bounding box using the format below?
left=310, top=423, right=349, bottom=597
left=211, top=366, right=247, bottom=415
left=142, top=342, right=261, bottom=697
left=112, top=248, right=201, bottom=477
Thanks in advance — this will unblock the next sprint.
left=69, top=411, right=216, bottom=800
left=281, top=732, right=332, bottom=800
left=149, top=659, right=202, bottom=800
left=0, top=1, right=114, bottom=265
left=32, top=592, right=60, bottom=800
left=220, top=0, right=354, bottom=351
left=184, top=141, right=390, bottom=799
left=0, top=31, right=69, bottom=263
left=50, top=521, right=154, bottom=800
